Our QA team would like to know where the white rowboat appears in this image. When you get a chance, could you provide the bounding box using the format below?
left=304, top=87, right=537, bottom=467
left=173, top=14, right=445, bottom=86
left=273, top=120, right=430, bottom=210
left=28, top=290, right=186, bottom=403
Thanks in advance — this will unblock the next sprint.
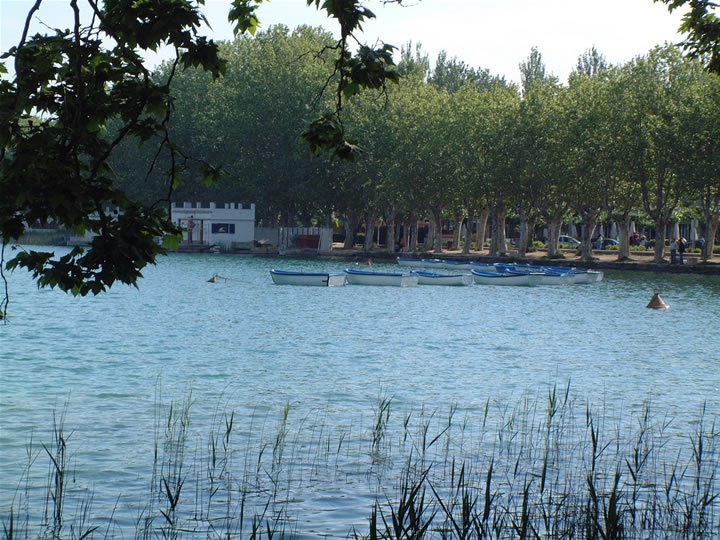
left=471, top=269, right=539, bottom=286
left=344, top=268, right=419, bottom=287
left=270, top=269, right=346, bottom=287
left=505, top=268, right=573, bottom=285
left=411, top=270, right=473, bottom=286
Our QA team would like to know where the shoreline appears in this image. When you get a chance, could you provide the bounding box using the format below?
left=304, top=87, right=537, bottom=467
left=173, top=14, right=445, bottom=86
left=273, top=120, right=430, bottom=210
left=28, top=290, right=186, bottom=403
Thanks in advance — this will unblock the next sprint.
left=13, top=235, right=720, bottom=275
left=283, top=247, right=720, bottom=276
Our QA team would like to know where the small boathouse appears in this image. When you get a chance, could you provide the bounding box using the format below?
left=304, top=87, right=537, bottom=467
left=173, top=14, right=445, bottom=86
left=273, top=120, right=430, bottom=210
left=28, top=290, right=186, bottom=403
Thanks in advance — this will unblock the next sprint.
left=171, top=202, right=255, bottom=252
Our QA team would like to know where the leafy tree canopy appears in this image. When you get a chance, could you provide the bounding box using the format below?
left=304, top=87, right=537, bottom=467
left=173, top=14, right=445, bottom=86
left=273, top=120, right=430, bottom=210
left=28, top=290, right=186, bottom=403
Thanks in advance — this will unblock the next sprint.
left=655, top=0, right=720, bottom=74
left=0, top=0, right=403, bottom=319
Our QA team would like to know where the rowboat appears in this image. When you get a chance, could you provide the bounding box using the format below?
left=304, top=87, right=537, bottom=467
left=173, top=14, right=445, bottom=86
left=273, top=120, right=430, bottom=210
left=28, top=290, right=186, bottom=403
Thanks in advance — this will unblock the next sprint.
left=469, top=261, right=498, bottom=272
left=496, top=263, right=602, bottom=285
left=396, top=257, right=445, bottom=269
left=471, top=269, right=539, bottom=286
left=566, top=269, right=604, bottom=283
left=522, top=266, right=604, bottom=284
left=504, top=267, right=573, bottom=285
left=437, top=259, right=473, bottom=271
left=344, top=267, right=419, bottom=287
left=270, top=269, right=346, bottom=287
left=411, top=270, right=473, bottom=286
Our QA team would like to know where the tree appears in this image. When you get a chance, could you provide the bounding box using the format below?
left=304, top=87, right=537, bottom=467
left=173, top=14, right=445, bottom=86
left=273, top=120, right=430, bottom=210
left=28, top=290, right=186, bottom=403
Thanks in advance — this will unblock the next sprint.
left=513, top=49, right=570, bottom=258
left=675, top=68, right=720, bottom=261
left=655, top=0, right=720, bottom=74
left=574, top=46, right=609, bottom=78
left=601, top=66, right=644, bottom=262
left=625, top=46, right=701, bottom=263
left=0, top=0, right=403, bottom=319
left=430, top=50, right=507, bottom=93
left=519, top=46, right=559, bottom=95
left=386, top=80, right=455, bottom=254
left=565, top=66, right=612, bottom=261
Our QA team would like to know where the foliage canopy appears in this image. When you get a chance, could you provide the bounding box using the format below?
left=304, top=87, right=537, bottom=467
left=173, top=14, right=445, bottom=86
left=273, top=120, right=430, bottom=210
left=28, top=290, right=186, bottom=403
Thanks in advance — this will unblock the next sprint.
left=0, top=0, right=403, bottom=319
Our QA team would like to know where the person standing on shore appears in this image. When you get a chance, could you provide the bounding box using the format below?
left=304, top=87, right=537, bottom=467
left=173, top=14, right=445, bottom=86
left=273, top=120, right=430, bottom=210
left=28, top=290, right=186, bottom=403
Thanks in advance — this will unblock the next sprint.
left=670, top=238, right=678, bottom=264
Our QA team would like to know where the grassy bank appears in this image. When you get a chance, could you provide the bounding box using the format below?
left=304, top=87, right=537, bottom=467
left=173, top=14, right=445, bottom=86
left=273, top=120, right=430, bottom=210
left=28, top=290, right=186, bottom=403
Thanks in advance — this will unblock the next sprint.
left=3, top=387, right=718, bottom=538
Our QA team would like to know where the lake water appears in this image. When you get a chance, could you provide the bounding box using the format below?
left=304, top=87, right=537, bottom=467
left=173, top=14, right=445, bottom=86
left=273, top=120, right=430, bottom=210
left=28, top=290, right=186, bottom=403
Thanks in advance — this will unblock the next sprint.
left=1, top=250, right=719, bottom=537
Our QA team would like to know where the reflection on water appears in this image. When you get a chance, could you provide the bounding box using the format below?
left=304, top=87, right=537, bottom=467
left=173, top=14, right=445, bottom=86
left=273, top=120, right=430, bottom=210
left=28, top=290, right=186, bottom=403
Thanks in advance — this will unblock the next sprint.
left=1, top=251, right=719, bottom=536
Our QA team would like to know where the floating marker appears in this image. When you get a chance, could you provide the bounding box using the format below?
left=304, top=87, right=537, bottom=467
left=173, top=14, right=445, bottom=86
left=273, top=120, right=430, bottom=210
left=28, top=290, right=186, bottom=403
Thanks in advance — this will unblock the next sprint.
left=647, top=292, right=668, bottom=309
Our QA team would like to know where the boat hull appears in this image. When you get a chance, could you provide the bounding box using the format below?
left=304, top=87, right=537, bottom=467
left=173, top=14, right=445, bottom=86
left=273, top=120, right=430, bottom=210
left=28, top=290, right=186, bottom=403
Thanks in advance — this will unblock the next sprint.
left=436, top=259, right=473, bottom=271
left=570, top=270, right=604, bottom=283
left=345, top=268, right=418, bottom=287
left=412, top=271, right=473, bottom=286
left=396, top=257, right=450, bottom=269
left=471, top=269, right=535, bottom=286
left=505, top=268, right=572, bottom=285
left=270, top=269, right=346, bottom=287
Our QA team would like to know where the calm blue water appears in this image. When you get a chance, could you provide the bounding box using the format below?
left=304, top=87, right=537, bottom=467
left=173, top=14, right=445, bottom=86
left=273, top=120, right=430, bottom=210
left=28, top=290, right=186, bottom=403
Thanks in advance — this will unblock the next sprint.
left=1, top=249, right=719, bottom=537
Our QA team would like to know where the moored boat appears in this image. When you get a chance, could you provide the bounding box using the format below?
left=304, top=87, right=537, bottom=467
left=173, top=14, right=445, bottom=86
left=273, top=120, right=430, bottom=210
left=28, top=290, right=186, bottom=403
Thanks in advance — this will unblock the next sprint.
left=396, top=256, right=434, bottom=268
left=496, top=262, right=602, bottom=285
left=471, top=269, right=538, bottom=286
left=345, top=267, right=419, bottom=287
left=469, top=261, right=498, bottom=272
left=270, top=269, right=346, bottom=287
left=567, top=269, right=604, bottom=283
left=436, top=259, right=473, bottom=271
left=505, top=267, right=573, bottom=285
left=396, top=257, right=445, bottom=268
left=411, top=270, right=473, bottom=286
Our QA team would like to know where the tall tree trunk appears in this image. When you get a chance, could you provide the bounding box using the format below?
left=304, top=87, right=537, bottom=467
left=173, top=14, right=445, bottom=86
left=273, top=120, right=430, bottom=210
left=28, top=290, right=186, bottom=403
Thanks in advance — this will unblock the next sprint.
left=426, top=221, right=434, bottom=251
left=408, top=212, right=418, bottom=252
left=452, top=210, right=465, bottom=250
left=518, top=208, right=532, bottom=258
left=363, top=213, right=377, bottom=252
left=343, top=212, right=358, bottom=249
left=579, top=211, right=599, bottom=262
left=652, top=216, right=669, bottom=263
left=430, top=206, right=443, bottom=255
left=475, top=207, right=490, bottom=253
left=546, top=218, right=562, bottom=258
left=385, top=207, right=396, bottom=255
left=616, top=215, right=632, bottom=261
left=489, top=206, right=507, bottom=256
left=705, top=212, right=719, bottom=263
left=463, top=210, right=475, bottom=254
left=653, top=218, right=667, bottom=263
left=397, top=220, right=407, bottom=253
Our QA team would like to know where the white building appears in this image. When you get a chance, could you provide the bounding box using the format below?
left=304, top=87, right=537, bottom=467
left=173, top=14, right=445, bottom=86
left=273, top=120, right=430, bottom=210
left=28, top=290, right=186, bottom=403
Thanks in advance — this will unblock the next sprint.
left=171, top=202, right=255, bottom=252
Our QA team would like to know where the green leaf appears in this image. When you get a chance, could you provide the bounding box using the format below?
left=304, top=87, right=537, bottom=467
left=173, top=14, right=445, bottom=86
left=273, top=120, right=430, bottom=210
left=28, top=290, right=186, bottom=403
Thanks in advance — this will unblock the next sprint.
left=228, top=0, right=265, bottom=36
left=162, top=234, right=182, bottom=251
left=201, top=163, right=223, bottom=186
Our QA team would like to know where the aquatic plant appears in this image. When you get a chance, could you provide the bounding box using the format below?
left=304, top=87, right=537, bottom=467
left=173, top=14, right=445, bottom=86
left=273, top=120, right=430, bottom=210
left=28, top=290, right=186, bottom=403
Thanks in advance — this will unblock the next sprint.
left=2, top=387, right=719, bottom=539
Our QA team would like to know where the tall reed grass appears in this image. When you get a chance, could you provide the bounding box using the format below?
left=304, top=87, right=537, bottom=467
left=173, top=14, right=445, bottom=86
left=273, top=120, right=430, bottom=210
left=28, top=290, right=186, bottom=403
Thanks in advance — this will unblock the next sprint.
left=3, top=385, right=718, bottom=538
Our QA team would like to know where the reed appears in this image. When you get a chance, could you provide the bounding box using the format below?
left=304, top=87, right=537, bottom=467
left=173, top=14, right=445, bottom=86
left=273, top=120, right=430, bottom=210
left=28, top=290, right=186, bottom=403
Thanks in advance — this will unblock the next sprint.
left=2, top=387, right=719, bottom=539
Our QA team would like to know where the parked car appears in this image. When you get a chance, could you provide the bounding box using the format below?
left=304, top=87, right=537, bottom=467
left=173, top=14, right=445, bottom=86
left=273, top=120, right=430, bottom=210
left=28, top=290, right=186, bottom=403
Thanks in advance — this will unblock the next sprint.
left=593, top=238, right=619, bottom=249
left=558, top=235, right=581, bottom=248
left=602, top=238, right=619, bottom=248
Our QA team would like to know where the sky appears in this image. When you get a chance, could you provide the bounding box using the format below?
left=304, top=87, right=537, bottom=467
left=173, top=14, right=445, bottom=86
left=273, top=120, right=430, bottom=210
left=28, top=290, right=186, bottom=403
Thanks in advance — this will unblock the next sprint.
left=0, top=0, right=690, bottom=85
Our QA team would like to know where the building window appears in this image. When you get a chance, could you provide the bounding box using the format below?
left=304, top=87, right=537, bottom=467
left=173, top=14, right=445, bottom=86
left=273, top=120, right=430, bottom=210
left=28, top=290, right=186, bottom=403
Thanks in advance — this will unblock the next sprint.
left=211, top=223, right=235, bottom=234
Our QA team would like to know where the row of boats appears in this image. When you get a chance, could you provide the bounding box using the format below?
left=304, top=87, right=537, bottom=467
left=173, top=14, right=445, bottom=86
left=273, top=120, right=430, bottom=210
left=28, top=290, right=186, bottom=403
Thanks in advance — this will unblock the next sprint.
left=269, top=257, right=604, bottom=287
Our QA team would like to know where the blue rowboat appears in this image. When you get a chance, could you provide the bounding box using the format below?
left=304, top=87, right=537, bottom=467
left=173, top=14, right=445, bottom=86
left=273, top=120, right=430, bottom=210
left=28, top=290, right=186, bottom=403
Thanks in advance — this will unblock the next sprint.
left=411, top=270, right=473, bottom=286
left=471, top=269, right=538, bottom=286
